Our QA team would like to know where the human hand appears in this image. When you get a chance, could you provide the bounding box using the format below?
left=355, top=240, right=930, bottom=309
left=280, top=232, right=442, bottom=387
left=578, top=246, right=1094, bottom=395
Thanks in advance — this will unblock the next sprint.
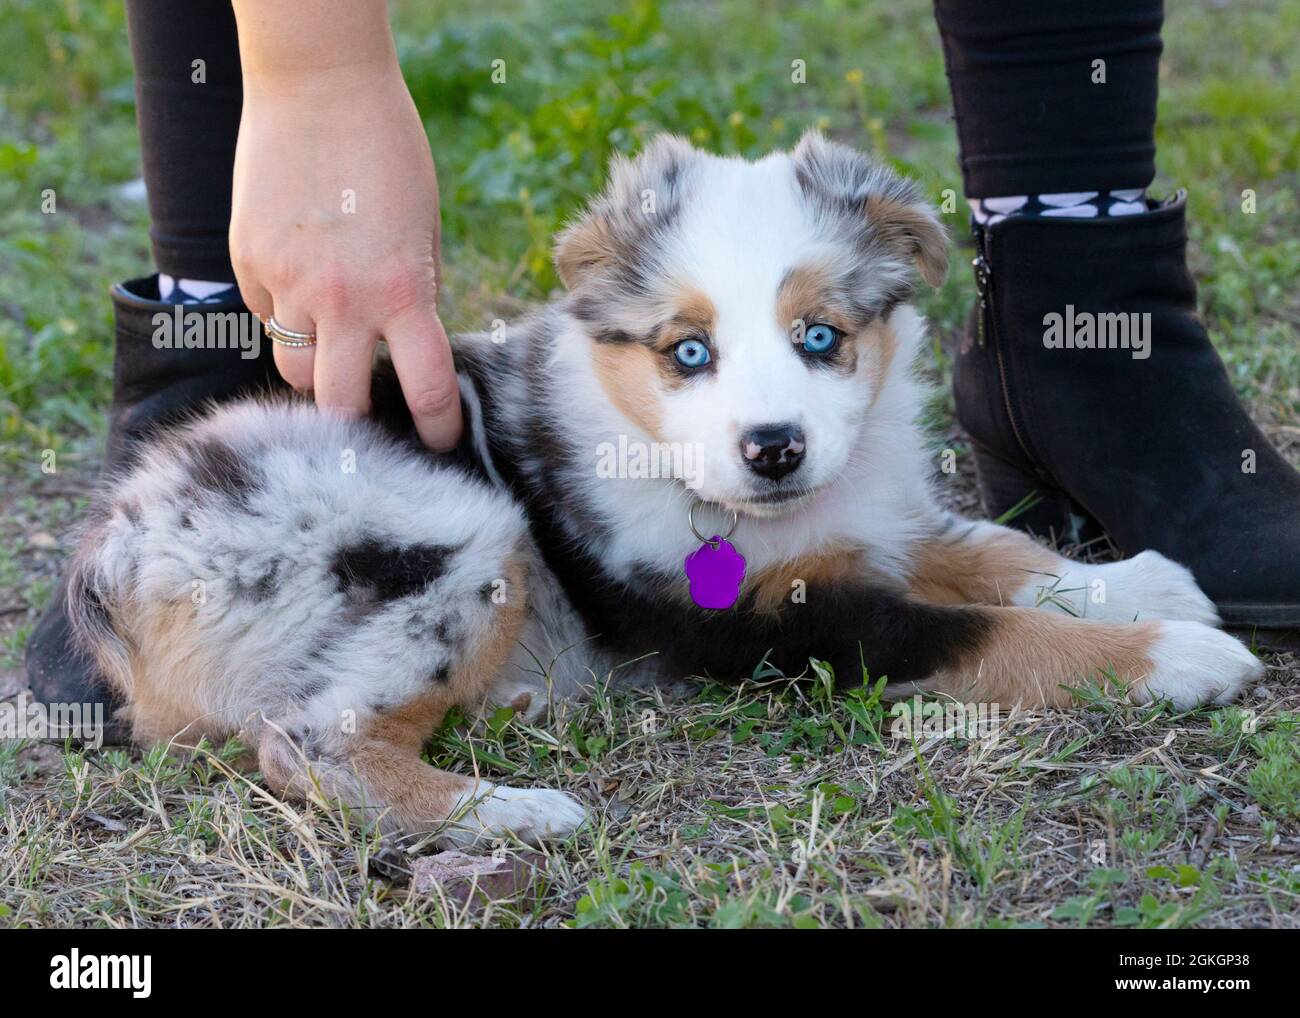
left=230, top=37, right=461, bottom=448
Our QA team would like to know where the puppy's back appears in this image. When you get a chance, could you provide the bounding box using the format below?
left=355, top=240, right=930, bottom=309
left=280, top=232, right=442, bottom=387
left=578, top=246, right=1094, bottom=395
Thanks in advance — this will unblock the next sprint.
left=66, top=396, right=531, bottom=747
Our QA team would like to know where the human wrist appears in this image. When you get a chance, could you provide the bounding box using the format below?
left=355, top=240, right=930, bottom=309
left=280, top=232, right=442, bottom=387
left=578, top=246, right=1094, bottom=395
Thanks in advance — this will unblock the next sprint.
left=241, top=53, right=407, bottom=105
left=233, top=0, right=402, bottom=99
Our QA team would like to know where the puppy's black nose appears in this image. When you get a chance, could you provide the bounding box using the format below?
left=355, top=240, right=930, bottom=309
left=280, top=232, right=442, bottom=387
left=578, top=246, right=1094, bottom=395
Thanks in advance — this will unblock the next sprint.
left=740, top=424, right=806, bottom=481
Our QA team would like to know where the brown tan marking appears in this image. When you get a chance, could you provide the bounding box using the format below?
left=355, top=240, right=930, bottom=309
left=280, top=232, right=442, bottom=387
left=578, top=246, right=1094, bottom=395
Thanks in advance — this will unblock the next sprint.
left=593, top=344, right=668, bottom=437
left=859, top=319, right=897, bottom=399
left=111, top=597, right=225, bottom=748
left=657, top=288, right=716, bottom=347
left=745, top=543, right=867, bottom=613
left=591, top=287, right=718, bottom=436
left=906, top=526, right=1064, bottom=607
left=774, top=263, right=910, bottom=384
left=94, top=546, right=536, bottom=837
left=898, top=607, right=1160, bottom=709
left=776, top=264, right=859, bottom=337
left=553, top=135, right=701, bottom=293
left=254, top=700, right=477, bottom=836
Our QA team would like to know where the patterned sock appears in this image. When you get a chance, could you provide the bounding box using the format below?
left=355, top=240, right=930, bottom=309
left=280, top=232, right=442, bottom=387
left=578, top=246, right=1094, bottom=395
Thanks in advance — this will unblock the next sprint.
left=158, top=273, right=240, bottom=305
left=970, top=188, right=1149, bottom=226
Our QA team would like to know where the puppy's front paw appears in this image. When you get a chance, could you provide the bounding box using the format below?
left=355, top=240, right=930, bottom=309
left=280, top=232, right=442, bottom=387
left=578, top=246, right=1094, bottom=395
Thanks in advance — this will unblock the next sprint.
left=1117, top=551, right=1219, bottom=624
left=442, top=784, right=587, bottom=848
left=1137, top=621, right=1263, bottom=709
left=1074, top=550, right=1219, bottom=625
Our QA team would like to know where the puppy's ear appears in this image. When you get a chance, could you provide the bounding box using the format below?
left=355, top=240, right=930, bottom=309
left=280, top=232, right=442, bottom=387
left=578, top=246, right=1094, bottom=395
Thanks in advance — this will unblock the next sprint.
left=554, top=134, right=699, bottom=291
left=554, top=211, right=617, bottom=291
left=793, top=130, right=948, bottom=288
left=865, top=191, right=948, bottom=287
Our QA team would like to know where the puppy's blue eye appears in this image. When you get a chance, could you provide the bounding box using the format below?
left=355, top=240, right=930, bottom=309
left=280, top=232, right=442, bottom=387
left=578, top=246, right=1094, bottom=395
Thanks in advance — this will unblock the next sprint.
left=801, top=323, right=841, bottom=355
left=673, top=338, right=712, bottom=369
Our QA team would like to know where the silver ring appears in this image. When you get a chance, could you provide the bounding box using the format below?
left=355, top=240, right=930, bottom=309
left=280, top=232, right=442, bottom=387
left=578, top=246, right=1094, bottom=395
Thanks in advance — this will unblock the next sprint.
left=262, top=315, right=317, bottom=347
left=688, top=501, right=739, bottom=545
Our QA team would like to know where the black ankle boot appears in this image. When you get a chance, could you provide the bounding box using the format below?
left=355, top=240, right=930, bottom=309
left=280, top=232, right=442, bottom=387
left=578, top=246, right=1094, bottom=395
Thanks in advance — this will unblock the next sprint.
left=955, top=193, right=1300, bottom=631
left=23, top=276, right=286, bottom=744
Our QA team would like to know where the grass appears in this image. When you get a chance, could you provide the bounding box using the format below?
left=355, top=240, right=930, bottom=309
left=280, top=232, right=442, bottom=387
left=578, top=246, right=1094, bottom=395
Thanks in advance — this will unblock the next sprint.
left=1, top=0, right=1299, bottom=927
left=4, top=673, right=1300, bottom=928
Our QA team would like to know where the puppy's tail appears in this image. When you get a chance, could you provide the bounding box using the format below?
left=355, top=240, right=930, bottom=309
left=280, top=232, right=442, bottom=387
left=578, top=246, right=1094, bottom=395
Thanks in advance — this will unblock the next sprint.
left=63, top=519, right=137, bottom=702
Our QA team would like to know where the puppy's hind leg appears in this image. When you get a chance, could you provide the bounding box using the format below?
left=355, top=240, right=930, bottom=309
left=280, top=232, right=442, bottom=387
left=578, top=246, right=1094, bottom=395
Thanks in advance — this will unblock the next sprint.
left=256, top=720, right=586, bottom=848
left=255, top=552, right=586, bottom=846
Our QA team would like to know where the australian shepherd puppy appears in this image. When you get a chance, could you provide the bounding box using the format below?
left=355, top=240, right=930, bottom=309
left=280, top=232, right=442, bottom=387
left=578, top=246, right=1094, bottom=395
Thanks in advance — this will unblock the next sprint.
left=66, top=133, right=1261, bottom=846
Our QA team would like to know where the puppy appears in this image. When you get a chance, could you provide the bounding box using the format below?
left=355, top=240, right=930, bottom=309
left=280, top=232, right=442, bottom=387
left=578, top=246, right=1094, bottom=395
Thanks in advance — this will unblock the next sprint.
left=66, top=133, right=1261, bottom=844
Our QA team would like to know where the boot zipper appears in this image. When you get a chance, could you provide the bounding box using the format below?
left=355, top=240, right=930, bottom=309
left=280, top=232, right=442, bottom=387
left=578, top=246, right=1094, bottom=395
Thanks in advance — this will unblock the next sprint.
left=973, top=222, right=1037, bottom=470
left=972, top=243, right=991, bottom=349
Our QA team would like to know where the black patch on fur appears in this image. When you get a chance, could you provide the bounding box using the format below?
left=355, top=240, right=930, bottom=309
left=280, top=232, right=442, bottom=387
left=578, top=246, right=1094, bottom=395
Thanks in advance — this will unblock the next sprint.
left=541, top=552, right=995, bottom=686
left=457, top=318, right=616, bottom=567
left=330, top=538, right=456, bottom=605
left=526, top=344, right=612, bottom=543
left=183, top=437, right=261, bottom=508
left=478, top=581, right=499, bottom=604
left=433, top=613, right=461, bottom=644
left=229, top=556, right=283, bottom=603
left=252, top=560, right=282, bottom=602
left=429, top=663, right=451, bottom=684
left=361, top=358, right=495, bottom=483
left=512, top=440, right=996, bottom=685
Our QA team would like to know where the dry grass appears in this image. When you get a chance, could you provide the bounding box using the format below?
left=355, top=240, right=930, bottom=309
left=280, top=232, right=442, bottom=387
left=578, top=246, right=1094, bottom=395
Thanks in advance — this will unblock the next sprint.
left=4, top=443, right=1299, bottom=929
left=2, top=0, right=1297, bottom=931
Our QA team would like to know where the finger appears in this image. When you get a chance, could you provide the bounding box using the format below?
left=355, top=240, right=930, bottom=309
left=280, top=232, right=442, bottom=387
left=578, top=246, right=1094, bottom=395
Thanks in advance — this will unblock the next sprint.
left=313, top=323, right=375, bottom=419
left=384, top=306, right=463, bottom=450
left=267, top=301, right=318, bottom=392
left=238, top=277, right=274, bottom=320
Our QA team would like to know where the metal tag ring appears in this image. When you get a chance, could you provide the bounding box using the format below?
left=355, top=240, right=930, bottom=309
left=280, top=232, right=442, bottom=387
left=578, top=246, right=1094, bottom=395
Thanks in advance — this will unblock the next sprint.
left=688, top=501, right=739, bottom=546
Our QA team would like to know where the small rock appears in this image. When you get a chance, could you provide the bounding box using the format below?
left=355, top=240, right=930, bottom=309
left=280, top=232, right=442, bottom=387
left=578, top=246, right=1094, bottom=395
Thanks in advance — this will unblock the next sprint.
left=29, top=532, right=58, bottom=550
left=410, top=850, right=546, bottom=907
left=1240, top=804, right=1262, bottom=827
left=1252, top=685, right=1272, bottom=701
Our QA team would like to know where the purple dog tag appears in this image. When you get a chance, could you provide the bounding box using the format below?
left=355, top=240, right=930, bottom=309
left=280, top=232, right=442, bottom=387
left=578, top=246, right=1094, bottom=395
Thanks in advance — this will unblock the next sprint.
left=684, top=536, right=747, bottom=610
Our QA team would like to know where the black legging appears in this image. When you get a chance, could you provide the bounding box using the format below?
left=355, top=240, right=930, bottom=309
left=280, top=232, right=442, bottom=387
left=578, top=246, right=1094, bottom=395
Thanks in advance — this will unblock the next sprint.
left=933, top=0, right=1163, bottom=197
left=125, top=0, right=1165, bottom=281
left=126, top=0, right=243, bottom=281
